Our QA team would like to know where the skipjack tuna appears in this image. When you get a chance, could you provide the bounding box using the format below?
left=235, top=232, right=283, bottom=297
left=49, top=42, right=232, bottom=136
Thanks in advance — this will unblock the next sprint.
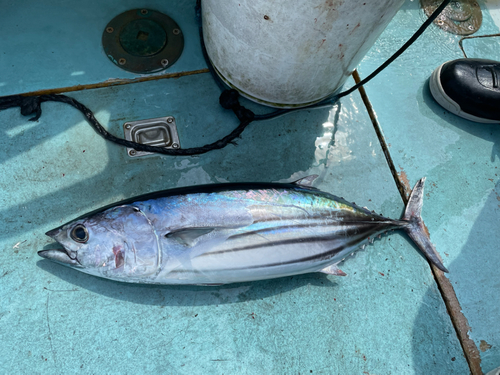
left=39, top=176, right=447, bottom=285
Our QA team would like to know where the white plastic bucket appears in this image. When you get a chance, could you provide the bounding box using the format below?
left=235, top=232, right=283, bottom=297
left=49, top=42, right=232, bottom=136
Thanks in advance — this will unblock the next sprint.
left=202, top=0, right=405, bottom=108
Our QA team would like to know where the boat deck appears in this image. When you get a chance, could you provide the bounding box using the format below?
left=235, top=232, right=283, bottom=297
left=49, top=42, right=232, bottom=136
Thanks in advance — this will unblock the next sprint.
left=1, top=1, right=498, bottom=373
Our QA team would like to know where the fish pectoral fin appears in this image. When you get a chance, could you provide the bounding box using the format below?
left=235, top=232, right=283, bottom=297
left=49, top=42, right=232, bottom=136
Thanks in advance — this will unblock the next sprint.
left=166, top=227, right=215, bottom=247
left=319, top=264, right=347, bottom=276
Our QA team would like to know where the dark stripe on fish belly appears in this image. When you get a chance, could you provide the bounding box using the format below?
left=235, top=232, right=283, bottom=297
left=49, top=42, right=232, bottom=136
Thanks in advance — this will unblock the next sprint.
left=201, top=221, right=391, bottom=257
left=178, top=234, right=368, bottom=275
left=225, top=221, right=360, bottom=241
left=185, top=223, right=399, bottom=275
left=249, top=235, right=367, bottom=269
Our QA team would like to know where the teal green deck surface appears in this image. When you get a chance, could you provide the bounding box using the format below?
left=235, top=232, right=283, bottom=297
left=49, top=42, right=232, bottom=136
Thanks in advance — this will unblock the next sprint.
left=0, top=75, right=467, bottom=374
left=1, top=1, right=495, bottom=374
left=0, top=0, right=205, bottom=96
left=358, top=1, right=500, bottom=373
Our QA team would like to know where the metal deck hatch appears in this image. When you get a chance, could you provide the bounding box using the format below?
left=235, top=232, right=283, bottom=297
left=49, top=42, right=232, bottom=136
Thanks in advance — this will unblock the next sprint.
left=421, top=0, right=482, bottom=35
left=123, top=116, right=180, bottom=157
left=102, top=9, right=184, bottom=74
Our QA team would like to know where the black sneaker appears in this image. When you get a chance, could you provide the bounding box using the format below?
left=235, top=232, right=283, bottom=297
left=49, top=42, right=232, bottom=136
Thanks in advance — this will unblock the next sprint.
left=429, top=58, right=500, bottom=123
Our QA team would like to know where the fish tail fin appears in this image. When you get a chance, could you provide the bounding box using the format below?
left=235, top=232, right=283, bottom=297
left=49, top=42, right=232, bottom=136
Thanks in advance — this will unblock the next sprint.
left=402, top=177, right=449, bottom=273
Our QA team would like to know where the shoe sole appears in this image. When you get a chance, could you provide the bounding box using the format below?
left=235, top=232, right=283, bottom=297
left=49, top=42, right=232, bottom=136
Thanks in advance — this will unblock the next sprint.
left=429, top=62, right=499, bottom=124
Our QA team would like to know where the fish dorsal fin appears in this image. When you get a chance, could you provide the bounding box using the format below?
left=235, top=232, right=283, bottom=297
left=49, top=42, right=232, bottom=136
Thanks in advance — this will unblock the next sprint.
left=292, top=175, right=318, bottom=187
left=319, top=264, right=347, bottom=276
left=166, top=227, right=215, bottom=247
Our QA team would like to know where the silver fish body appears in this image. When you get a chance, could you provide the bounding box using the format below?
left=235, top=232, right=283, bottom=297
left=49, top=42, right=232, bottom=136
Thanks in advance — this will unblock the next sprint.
left=39, top=177, right=447, bottom=285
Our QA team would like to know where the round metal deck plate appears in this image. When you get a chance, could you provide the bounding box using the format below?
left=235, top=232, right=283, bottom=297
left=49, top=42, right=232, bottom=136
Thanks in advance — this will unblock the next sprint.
left=421, top=0, right=482, bottom=35
left=102, top=9, right=184, bottom=74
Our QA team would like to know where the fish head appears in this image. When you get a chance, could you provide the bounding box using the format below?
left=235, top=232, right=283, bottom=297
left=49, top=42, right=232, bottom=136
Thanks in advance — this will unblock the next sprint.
left=39, top=205, right=160, bottom=280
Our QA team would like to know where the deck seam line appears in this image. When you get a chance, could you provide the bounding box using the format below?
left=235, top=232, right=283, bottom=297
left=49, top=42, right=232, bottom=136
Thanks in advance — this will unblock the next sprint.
left=352, top=69, right=481, bottom=375
left=351, top=70, right=408, bottom=204
left=0, top=68, right=210, bottom=98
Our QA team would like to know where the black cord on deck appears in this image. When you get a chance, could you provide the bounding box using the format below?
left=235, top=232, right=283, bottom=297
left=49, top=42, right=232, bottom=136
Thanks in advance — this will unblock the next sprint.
left=0, top=93, right=254, bottom=156
left=0, top=0, right=452, bottom=156
left=207, top=0, right=453, bottom=118
left=334, top=0, right=452, bottom=100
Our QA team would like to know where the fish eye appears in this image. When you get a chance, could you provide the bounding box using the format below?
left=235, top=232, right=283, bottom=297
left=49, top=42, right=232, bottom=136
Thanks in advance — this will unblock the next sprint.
left=70, top=224, right=89, bottom=243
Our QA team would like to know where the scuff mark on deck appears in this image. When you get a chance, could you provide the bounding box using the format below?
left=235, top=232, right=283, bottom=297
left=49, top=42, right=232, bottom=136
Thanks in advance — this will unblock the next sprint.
left=480, top=340, right=492, bottom=352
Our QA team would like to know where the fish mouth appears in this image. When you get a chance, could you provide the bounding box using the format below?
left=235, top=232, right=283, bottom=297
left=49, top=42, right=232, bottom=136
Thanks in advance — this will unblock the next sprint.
left=38, top=248, right=82, bottom=268
left=38, top=228, right=82, bottom=268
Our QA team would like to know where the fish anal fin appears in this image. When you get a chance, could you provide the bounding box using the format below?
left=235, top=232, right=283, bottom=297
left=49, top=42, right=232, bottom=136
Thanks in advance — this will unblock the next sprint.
left=166, top=227, right=215, bottom=247
left=319, top=264, right=347, bottom=276
left=292, top=175, right=318, bottom=187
